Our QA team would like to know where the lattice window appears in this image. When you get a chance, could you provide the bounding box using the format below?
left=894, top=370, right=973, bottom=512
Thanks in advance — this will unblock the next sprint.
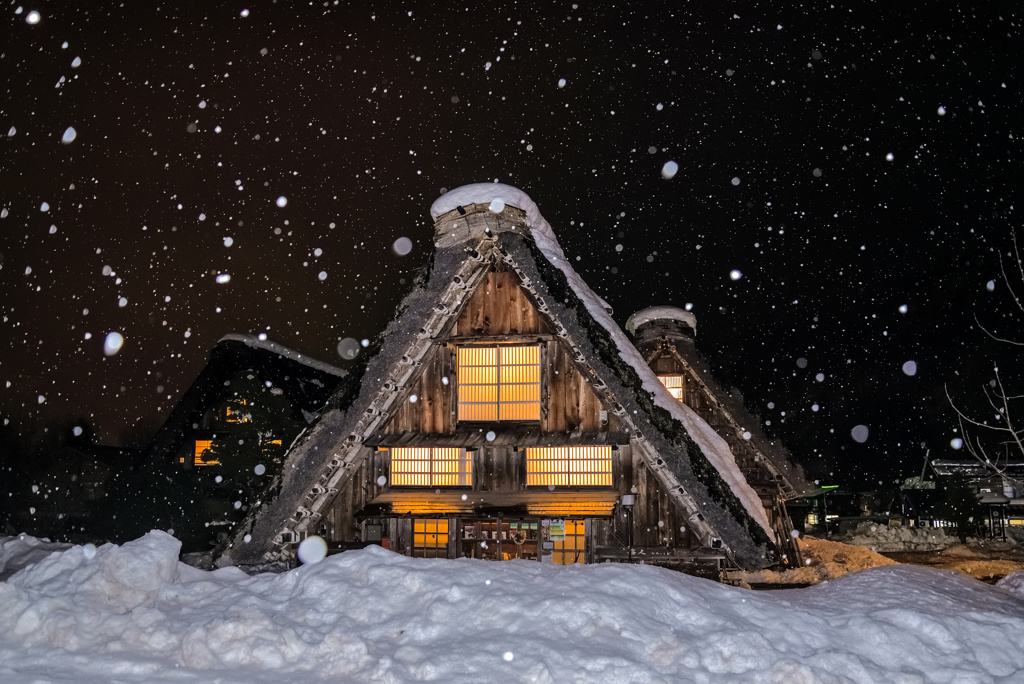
left=551, top=520, right=585, bottom=565
left=526, top=446, right=612, bottom=487
left=389, top=447, right=472, bottom=487
left=413, top=519, right=449, bottom=558
left=657, top=375, right=685, bottom=401
left=192, top=439, right=220, bottom=467
left=457, top=345, right=540, bottom=421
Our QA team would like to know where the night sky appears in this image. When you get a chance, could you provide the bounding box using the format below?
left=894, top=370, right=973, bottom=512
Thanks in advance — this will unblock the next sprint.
left=2, top=1, right=1020, bottom=489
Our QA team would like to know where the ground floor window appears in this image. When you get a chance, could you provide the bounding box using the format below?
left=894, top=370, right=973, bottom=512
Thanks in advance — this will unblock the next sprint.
left=413, top=519, right=449, bottom=558
left=191, top=439, right=219, bottom=466
left=526, top=446, right=612, bottom=487
left=551, top=519, right=585, bottom=565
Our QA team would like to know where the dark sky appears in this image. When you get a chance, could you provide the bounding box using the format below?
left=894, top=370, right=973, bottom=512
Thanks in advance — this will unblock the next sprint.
left=2, top=1, right=1020, bottom=488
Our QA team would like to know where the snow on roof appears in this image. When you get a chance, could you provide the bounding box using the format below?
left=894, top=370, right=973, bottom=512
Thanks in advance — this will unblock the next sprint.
left=434, top=184, right=771, bottom=537
left=3, top=531, right=1023, bottom=682
left=218, top=334, right=347, bottom=378
left=625, top=305, right=697, bottom=335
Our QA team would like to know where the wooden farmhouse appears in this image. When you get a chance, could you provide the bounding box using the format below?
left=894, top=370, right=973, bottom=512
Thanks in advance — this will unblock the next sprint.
left=221, top=183, right=807, bottom=574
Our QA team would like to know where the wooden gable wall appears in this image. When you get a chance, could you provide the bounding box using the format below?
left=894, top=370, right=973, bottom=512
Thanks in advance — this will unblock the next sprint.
left=451, top=269, right=550, bottom=337
left=383, top=267, right=620, bottom=435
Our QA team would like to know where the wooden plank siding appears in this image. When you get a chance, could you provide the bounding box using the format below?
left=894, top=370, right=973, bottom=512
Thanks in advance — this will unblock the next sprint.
left=450, top=269, right=551, bottom=337
left=382, top=266, right=618, bottom=436
left=385, top=344, right=455, bottom=434
left=315, top=265, right=708, bottom=562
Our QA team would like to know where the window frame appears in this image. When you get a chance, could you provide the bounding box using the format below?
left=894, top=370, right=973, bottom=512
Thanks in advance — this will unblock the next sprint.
left=657, top=374, right=685, bottom=401
left=412, top=518, right=450, bottom=558
left=524, top=446, right=614, bottom=488
left=455, top=342, right=542, bottom=423
left=387, top=447, right=473, bottom=488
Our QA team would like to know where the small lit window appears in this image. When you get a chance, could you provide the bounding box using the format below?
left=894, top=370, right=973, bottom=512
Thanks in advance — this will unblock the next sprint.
left=413, top=519, right=449, bottom=558
left=657, top=375, right=684, bottom=401
left=193, top=439, right=219, bottom=466
left=457, top=345, right=540, bottom=421
left=551, top=520, right=585, bottom=565
left=526, top=446, right=612, bottom=487
left=389, top=448, right=472, bottom=487
left=226, top=400, right=250, bottom=423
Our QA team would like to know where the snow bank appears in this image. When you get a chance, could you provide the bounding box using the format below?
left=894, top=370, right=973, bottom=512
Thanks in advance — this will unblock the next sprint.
left=432, top=183, right=772, bottom=538
left=0, top=534, right=73, bottom=581
left=999, top=570, right=1024, bottom=597
left=842, top=522, right=971, bottom=552
left=3, top=533, right=1024, bottom=683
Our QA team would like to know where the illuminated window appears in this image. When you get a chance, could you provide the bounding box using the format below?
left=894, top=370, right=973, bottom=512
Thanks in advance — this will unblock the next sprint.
left=413, top=519, right=449, bottom=558
left=225, top=400, right=250, bottom=423
left=526, top=446, right=612, bottom=487
left=551, top=520, right=585, bottom=565
left=657, top=375, right=684, bottom=401
left=457, top=345, right=540, bottom=421
left=806, top=512, right=820, bottom=526
left=193, top=439, right=220, bottom=466
left=389, top=448, right=472, bottom=487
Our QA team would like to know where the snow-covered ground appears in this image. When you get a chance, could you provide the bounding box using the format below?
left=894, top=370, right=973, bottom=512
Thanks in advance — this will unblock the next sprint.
left=3, top=532, right=1024, bottom=683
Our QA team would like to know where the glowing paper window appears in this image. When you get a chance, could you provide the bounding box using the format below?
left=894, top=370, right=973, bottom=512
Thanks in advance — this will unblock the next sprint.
left=413, top=519, right=449, bottom=558
left=457, top=345, right=540, bottom=421
left=657, top=375, right=685, bottom=401
left=526, top=446, right=612, bottom=487
left=389, top=448, right=472, bottom=487
left=552, top=520, right=585, bottom=565
left=193, top=439, right=219, bottom=466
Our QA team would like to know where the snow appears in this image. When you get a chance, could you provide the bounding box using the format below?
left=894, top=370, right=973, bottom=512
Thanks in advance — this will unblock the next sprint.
left=625, top=304, right=698, bottom=335
left=999, top=570, right=1024, bottom=596
left=219, top=334, right=347, bottom=377
left=3, top=532, right=1024, bottom=683
left=842, top=522, right=965, bottom=552
left=431, top=184, right=772, bottom=537
left=0, top=535, right=72, bottom=581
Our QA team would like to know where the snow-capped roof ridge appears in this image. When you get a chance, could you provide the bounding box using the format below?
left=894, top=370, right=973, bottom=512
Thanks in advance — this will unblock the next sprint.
left=218, top=334, right=347, bottom=378
left=431, top=183, right=771, bottom=537
left=626, top=305, right=698, bottom=335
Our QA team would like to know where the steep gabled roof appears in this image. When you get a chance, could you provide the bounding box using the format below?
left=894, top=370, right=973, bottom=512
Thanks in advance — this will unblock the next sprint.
left=626, top=305, right=810, bottom=500
left=224, top=184, right=780, bottom=570
left=138, top=335, right=346, bottom=469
